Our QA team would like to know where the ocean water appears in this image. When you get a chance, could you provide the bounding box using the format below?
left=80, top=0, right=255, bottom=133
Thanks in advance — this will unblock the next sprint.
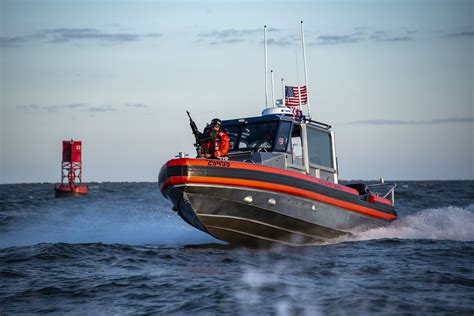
left=0, top=181, right=473, bottom=314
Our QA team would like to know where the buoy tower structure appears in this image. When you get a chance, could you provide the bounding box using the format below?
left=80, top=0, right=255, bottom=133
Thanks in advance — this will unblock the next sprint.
left=54, top=139, right=88, bottom=195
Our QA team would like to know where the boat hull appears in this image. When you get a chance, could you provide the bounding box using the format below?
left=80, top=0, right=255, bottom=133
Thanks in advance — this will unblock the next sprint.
left=159, top=158, right=397, bottom=246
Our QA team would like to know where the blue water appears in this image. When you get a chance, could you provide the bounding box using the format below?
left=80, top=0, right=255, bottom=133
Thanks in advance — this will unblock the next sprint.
left=1, top=181, right=473, bottom=314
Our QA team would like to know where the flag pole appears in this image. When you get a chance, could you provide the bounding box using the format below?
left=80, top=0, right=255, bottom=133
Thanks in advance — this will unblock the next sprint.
left=301, top=20, right=311, bottom=118
left=264, top=25, right=268, bottom=108
left=271, top=70, right=275, bottom=108
left=281, top=78, right=285, bottom=107
left=294, top=48, right=302, bottom=114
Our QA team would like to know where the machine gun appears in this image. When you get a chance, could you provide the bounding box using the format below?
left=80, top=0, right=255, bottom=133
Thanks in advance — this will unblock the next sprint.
left=186, top=111, right=211, bottom=157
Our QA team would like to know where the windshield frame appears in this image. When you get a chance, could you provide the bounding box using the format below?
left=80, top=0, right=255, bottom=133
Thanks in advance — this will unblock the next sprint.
left=223, top=119, right=282, bottom=153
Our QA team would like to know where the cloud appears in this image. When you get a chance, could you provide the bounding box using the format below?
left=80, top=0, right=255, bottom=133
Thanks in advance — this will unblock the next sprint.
left=16, top=103, right=117, bottom=112
left=312, top=33, right=365, bottom=45
left=85, top=105, right=116, bottom=112
left=343, top=117, right=474, bottom=125
left=445, top=31, right=474, bottom=38
left=0, top=32, right=49, bottom=47
left=16, top=103, right=86, bottom=112
left=42, top=28, right=140, bottom=43
left=144, top=33, right=162, bottom=38
left=0, top=36, right=29, bottom=47
left=208, top=38, right=246, bottom=45
left=1, top=28, right=162, bottom=47
left=378, top=36, right=412, bottom=42
left=371, top=30, right=387, bottom=37
left=16, top=104, right=42, bottom=111
left=263, top=38, right=293, bottom=47
left=199, top=27, right=416, bottom=46
left=197, top=27, right=279, bottom=45
left=199, top=28, right=260, bottom=39
left=370, top=30, right=412, bottom=42
left=307, top=29, right=414, bottom=46
left=16, top=102, right=153, bottom=112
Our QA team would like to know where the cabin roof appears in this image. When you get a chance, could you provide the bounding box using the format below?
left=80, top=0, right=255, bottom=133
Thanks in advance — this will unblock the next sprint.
left=221, top=114, right=294, bottom=126
left=222, top=114, right=332, bottom=130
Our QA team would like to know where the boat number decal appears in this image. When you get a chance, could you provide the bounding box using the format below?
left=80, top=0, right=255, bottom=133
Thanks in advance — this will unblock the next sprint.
left=208, top=160, right=230, bottom=167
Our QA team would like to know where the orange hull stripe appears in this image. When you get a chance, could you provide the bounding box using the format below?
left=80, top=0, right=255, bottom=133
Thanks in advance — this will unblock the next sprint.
left=373, top=195, right=393, bottom=206
left=164, top=175, right=397, bottom=221
left=166, top=158, right=360, bottom=196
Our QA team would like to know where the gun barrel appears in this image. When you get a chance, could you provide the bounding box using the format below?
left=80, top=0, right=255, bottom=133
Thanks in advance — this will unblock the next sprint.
left=186, top=111, right=202, bottom=145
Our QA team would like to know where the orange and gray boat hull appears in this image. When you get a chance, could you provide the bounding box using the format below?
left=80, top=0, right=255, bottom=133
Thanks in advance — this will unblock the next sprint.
left=159, top=158, right=397, bottom=246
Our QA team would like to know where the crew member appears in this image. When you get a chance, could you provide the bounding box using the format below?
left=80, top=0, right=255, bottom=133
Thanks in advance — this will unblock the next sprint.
left=202, top=118, right=229, bottom=159
left=275, top=136, right=287, bottom=151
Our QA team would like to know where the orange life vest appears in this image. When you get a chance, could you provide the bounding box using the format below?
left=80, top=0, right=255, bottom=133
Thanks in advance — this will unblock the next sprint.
left=203, top=131, right=229, bottom=158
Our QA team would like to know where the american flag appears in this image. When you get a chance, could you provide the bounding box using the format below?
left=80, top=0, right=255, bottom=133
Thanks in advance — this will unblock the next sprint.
left=285, top=85, right=307, bottom=106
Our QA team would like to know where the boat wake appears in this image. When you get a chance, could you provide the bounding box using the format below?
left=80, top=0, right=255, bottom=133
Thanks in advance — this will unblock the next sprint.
left=346, top=204, right=474, bottom=242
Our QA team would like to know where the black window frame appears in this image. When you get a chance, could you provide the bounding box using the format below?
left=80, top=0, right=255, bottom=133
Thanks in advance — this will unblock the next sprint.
left=288, top=122, right=304, bottom=166
left=306, top=126, right=334, bottom=169
left=223, top=119, right=282, bottom=153
left=273, top=121, right=292, bottom=153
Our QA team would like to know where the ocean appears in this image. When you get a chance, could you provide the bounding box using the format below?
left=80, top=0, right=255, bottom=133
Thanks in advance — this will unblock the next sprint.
left=1, top=181, right=473, bottom=314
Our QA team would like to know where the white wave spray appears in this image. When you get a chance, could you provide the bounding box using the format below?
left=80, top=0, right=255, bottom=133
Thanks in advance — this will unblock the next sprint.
left=349, top=204, right=474, bottom=242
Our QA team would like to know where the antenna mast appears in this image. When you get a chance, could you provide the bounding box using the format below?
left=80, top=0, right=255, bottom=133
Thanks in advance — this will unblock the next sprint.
left=271, top=70, right=275, bottom=108
left=281, top=78, right=285, bottom=107
left=264, top=25, right=268, bottom=108
left=301, top=21, right=311, bottom=118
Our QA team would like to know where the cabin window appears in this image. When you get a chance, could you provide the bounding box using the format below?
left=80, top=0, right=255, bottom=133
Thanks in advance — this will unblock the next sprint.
left=274, top=121, right=292, bottom=152
left=238, top=121, right=278, bottom=151
left=307, top=127, right=333, bottom=169
left=290, top=124, right=304, bottom=165
left=222, top=125, right=241, bottom=151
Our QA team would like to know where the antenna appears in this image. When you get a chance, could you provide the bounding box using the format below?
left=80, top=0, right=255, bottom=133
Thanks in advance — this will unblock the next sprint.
left=301, top=21, right=311, bottom=118
left=281, top=77, right=285, bottom=107
left=271, top=70, right=275, bottom=108
left=264, top=25, right=268, bottom=108
left=294, top=49, right=302, bottom=114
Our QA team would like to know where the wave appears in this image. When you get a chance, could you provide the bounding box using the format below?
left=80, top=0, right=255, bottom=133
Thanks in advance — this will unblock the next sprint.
left=0, top=204, right=218, bottom=249
left=348, top=204, right=474, bottom=242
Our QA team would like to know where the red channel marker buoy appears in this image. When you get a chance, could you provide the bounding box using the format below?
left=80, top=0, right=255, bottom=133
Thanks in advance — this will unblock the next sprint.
left=54, top=139, right=88, bottom=195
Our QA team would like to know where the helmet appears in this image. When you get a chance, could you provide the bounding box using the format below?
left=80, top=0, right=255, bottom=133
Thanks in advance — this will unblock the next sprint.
left=210, top=118, right=222, bottom=127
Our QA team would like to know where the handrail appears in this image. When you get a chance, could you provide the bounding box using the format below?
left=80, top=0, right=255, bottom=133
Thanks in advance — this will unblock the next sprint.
left=299, top=115, right=332, bottom=129
left=367, top=183, right=397, bottom=205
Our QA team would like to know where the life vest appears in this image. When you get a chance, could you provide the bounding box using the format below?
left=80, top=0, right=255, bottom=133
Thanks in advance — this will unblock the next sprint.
left=204, top=131, right=229, bottom=158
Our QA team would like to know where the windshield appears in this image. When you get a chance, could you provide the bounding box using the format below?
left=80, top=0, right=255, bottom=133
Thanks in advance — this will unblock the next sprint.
left=223, top=121, right=279, bottom=152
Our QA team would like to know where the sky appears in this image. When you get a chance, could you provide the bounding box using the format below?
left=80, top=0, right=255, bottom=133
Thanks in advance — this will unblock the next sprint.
left=1, top=0, right=473, bottom=183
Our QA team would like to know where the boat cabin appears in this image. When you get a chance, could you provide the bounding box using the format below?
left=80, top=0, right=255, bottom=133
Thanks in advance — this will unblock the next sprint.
left=221, top=109, right=339, bottom=184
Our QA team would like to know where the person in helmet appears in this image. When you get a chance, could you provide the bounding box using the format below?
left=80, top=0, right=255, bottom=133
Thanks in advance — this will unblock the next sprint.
left=202, top=118, right=229, bottom=159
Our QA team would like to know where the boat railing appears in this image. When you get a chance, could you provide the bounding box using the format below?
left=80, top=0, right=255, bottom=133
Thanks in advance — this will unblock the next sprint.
left=366, top=183, right=397, bottom=205
left=299, top=115, right=332, bottom=130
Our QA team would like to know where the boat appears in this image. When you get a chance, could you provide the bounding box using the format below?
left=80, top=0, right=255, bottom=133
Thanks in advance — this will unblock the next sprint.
left=158, top=22, right=397, bottom=246
left=159, top=108, right=397, bottom=246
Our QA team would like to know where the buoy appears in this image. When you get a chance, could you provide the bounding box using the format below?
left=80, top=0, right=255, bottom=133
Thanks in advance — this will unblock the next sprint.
left=54, top=139, right=88, bottom=195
